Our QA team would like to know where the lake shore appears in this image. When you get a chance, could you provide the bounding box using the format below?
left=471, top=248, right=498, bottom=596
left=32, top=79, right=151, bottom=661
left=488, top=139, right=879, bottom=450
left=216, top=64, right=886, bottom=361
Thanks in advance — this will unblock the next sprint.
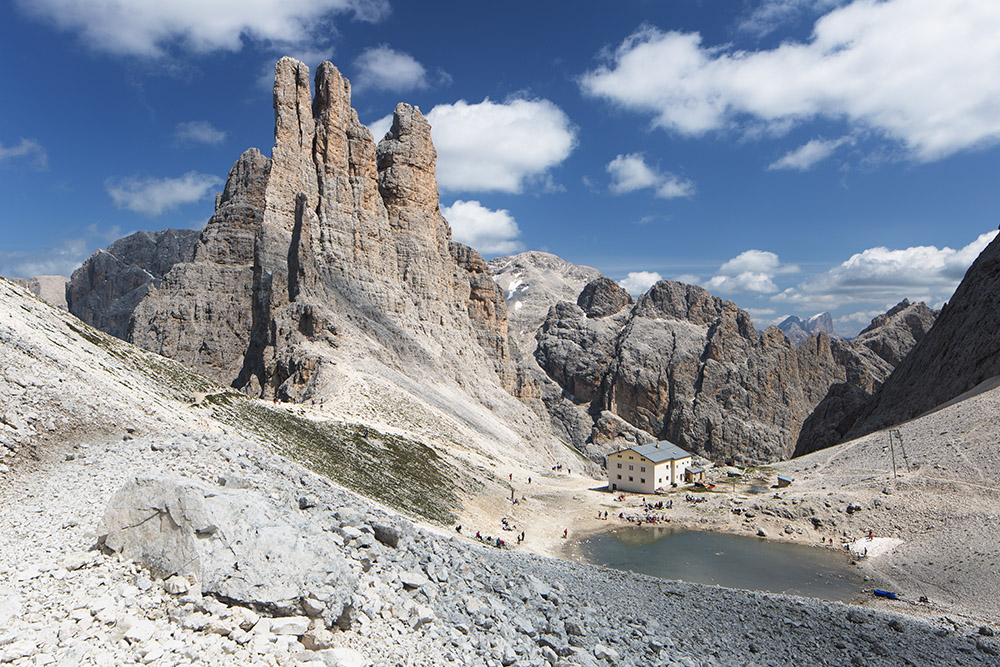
left=446, top=445, right=1000, bottom=628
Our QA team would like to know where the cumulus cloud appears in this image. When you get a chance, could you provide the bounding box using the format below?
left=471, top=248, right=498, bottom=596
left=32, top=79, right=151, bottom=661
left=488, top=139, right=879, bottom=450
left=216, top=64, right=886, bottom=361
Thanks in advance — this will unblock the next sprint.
left=106, top=171, right=223, bottom=217
left=673, top=273, right=701, bottom=286
left=353, top=45, right=430, bottom=93
left=619, top=271, right=663, bottom=296
left=768, top=136, right=850, bottom=171
left=834, top=307, right=895, bottom=333
left=174, top=121, right=227, bottom=146
left=426, top=98, right=576, bottom=193
left=0, top=138, right=48, bottom=171
left=581, top=1, right=1000, bottom=161
left=442, top=200, right=524, bottom=255
left=774, top=230, right=1000, bottom=309
left=366, top=114, right=393, bottom=142
left=738, top=0, right=847, bottom=37
left=706, top=249, right=800, bottom=294
left=16, top=0, right=389, bottom=57
left=606, top=153, right=695, bottom=199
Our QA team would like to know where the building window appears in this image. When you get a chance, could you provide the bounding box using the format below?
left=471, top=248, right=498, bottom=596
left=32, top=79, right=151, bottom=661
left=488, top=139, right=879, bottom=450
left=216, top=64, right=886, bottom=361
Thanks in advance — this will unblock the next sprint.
left=640, top=478, right=645, bottom=484
left=617, top=474, right=621, bottom=480
left=628, top=456, right=633, bottom=459
left=640, top=466, right=646, bottom=472
left=628, top=465, right=633, bottom=471
left=617, top=463, right=622, bottom=469
left=628, top=476, right=633, bottom=482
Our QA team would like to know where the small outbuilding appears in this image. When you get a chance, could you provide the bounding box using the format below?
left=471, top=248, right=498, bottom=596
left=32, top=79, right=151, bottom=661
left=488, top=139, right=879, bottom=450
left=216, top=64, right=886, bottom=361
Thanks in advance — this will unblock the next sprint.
left=685, top=466, right=706, bottom=484
left=607, top=441, right=693, bottom=494
left=776, top=475, right=794, bottom=488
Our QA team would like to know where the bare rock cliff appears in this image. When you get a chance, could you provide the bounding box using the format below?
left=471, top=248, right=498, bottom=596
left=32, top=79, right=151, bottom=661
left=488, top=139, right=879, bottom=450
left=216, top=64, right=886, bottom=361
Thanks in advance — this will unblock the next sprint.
left=9, top=275, right=68, bottom=310
left=792, top=299, right=937, bottom=456
left=125, top=58, right=515, bottom=403
left=847, top=230, right=1000, bottom=437
left=534, top=280, right=929, bottom=463
left=488, top=252, right=605, bottom=447
left=66, top=229, right=199, bottom=340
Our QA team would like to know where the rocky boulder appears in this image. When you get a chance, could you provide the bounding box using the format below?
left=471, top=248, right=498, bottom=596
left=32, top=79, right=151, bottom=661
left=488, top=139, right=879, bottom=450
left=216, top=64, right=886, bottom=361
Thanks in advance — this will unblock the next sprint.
left=98, top=477, right=357, bottom=628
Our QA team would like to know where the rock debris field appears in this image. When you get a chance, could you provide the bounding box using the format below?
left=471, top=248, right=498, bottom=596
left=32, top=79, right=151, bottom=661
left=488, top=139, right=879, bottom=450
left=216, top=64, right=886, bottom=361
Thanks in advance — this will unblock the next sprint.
left=1, top=282, right=998, bottom=666
left=3, top=430, right=997, bottom=667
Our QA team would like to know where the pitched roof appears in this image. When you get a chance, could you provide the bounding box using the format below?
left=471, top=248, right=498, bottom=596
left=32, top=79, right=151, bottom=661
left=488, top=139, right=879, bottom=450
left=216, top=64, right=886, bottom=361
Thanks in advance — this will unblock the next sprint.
left=626, top=441, right=691, bottom=463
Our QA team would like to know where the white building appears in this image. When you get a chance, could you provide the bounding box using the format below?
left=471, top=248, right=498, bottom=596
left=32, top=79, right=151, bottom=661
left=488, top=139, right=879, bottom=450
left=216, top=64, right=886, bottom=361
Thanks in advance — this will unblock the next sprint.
left=606, top=441, right=693, bottom=493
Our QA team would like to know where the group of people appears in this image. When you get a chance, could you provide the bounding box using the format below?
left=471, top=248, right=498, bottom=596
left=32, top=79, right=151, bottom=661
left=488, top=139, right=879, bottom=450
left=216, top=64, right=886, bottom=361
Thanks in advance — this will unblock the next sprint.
left=617, top=512, right=671, bottom=526
left=471, top=517, right=529, bottom=551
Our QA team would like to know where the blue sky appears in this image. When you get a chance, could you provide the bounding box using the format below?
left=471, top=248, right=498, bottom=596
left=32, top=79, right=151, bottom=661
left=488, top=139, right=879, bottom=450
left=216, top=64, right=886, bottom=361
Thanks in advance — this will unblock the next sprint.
left=2, top=0, right=999, bottom=335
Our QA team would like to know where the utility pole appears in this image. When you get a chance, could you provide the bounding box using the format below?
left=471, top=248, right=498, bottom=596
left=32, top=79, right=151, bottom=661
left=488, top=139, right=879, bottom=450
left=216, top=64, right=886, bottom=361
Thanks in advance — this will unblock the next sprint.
left=889, top=430, right=897, bottom=479
left=887, top=429, right=910, bottom=478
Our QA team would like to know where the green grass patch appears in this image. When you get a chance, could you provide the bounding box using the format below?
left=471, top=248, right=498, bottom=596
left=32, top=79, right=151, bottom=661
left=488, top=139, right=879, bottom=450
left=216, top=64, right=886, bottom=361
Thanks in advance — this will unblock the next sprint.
left=61, top=318, right=465, bottom=524
left=65, top=320, right=215, bottom=402
left=203, top=393, right=464, bottom=524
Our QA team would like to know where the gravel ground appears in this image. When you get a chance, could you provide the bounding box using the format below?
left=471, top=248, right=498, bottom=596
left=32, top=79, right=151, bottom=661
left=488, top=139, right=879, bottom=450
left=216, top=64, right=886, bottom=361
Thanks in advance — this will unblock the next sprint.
left=3, top=277, right=1000, bottom=666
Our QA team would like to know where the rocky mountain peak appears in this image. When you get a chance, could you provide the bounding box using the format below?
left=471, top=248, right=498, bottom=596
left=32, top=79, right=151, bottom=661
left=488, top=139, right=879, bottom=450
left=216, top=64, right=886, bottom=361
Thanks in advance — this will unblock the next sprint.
left=778, top=312, right=835, bottom=347
left=8, top=275, right=68, bottom=310
left=634, top=280, right=730, bottom=326
left=66, top=229, right=199, bottom=340
left=854, top=299, right=937, bottom=367
left=73, top=57, right=528, bottom=439
left=378, top=103, right=441, bottom=216
left=848, top=229, right=1000, bottom=437
left=576, top=277, right=632, bottom=318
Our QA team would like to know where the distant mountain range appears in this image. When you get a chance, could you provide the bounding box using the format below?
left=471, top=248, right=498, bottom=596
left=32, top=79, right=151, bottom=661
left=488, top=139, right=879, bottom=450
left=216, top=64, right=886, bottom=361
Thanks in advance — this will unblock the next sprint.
left=24, top=56, right=950, bottom=466
left=777, top=312, right=836, bottom=346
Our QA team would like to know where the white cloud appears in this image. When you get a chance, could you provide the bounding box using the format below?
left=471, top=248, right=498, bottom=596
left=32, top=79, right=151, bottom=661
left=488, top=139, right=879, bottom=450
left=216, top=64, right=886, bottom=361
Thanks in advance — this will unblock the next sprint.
left=353, top=45, right=429, bottom=93
left=774, top=230, right=1000, bottom=309
left=0, top=138, right=48, bottom=171
left=367, top=114, right=394, bottom=143
left=835, top=307, right=893, bottom=331
left=426, top=98, right=576, bottom=193
left=673, top=273, right=701, bottom=286
left=581, top=1, right=1000, bottom=161
left=0, top=224, right=124, bottom=278
left=442, top=200, right=524, bottom=255
left=619, top=271, right=663, bottom=296
left=606, top=153, right=695, bottom=199
left=718, top=249, right=799, bottom=276
left=174, top=121, right=227, bottom=146
left=768, top=136, right=850, bottom=171
left=17, top=0, right=389, bottom=58
left=606, top=153, right=659, bottom=193
left=738, top=0, right=847, bottom=37
left=706, top=249, right=800, bottom=294
left=106, top=171, right=223, bottom=217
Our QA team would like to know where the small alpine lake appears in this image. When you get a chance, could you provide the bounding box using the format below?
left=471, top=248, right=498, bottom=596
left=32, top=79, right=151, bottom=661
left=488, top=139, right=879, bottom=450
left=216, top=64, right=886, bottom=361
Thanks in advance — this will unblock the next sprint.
left=577, top=526, right=865, bottom=602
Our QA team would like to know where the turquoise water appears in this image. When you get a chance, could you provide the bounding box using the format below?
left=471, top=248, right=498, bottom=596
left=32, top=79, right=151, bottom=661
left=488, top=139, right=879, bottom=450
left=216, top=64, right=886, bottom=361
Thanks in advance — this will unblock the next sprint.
left=578, top=527, right=864, bottom=602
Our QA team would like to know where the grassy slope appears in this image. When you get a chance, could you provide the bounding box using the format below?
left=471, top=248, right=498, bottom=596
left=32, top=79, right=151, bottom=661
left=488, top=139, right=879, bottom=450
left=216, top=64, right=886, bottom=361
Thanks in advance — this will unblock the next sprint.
left=64, top=316, right=465, bottom=523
